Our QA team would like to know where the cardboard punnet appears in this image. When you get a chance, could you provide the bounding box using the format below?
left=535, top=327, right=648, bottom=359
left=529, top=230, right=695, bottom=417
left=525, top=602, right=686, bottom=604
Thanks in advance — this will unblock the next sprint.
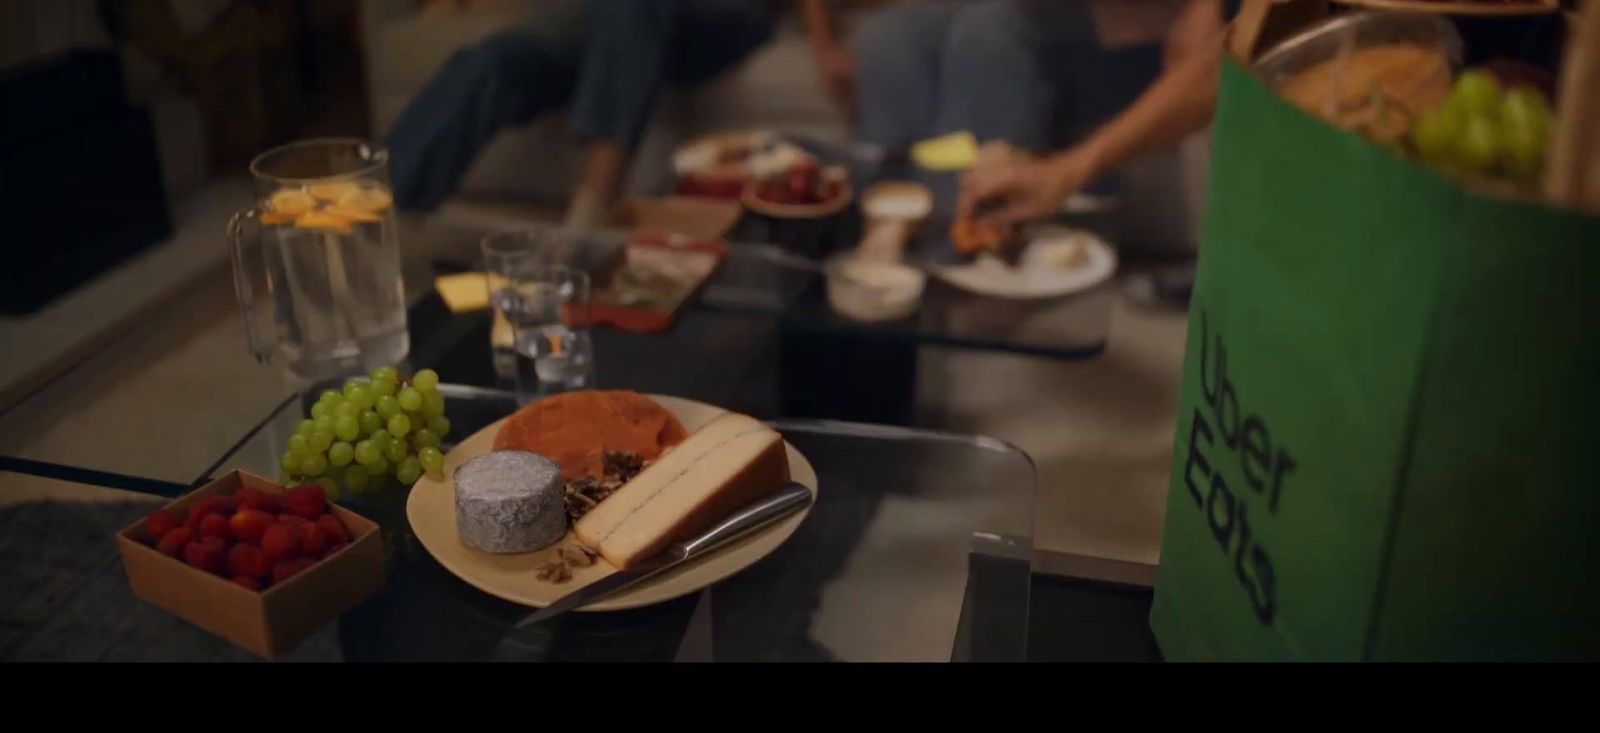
left=116, top=471, right=386, bottom=658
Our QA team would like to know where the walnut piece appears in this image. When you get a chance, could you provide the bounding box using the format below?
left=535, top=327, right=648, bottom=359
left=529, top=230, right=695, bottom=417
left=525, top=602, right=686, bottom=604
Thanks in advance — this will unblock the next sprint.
left=562, top=451, right=644, bottom=522
left=534, top=560, right=572, bottom=584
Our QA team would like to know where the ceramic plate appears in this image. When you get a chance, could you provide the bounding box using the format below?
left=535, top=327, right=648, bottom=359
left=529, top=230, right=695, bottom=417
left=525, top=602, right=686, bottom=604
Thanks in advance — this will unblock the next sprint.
left=406, top=395, right=817, bottom=611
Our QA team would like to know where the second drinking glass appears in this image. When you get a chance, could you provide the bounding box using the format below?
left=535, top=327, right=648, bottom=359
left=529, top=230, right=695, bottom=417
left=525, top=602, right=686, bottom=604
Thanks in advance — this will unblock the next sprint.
left=482, top=229, right=594, bottom=402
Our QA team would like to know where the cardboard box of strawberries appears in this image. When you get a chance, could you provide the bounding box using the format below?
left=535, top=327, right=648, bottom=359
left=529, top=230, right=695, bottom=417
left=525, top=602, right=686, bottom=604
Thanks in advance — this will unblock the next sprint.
left=116, top=470, right=385, bottom=658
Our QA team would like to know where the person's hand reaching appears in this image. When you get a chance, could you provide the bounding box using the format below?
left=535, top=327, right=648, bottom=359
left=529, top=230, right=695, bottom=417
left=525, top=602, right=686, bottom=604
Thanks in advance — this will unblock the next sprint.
left=958, top=148, right=1098, bottom=228
left=811, top=41, right=857, bottom=121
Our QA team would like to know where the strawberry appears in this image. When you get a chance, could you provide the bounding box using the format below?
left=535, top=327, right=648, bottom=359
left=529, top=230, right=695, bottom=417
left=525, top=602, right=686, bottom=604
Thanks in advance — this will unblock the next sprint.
left=227, top=543, right=270, bottom=578
left=183, top=537, right=227, bottom=575
left=185, top=496, right=228, bottom=533
left=145, top=509, right=180, bottom=543
left=316, top=513, right=351, bottom=544
left=285, top=483, right=326, bottom=520
left=231, top=576, right=262, bottom=592
left=215, top=496, right=238, bottom=516
left=327, top=542, right=350, bottom=556
left=228, top=509, right=273, bottom=545
left=156, top=527, right=193, bottom=558
left=300, top=524, right=329, bottom=559
left=272, top=558, right=317, bottom=585
left=235, top=487, right=280, bottom=513
left=198, top=513, right=231, bottom=542
left=261, top=522, right=303, bottom=565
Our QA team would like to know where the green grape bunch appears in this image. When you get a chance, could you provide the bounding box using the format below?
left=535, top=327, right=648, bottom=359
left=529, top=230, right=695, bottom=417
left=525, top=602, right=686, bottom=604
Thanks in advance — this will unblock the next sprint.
left=1408, top=70, right=1552, bottom=182
left=279, top=366, right=453, bottom=497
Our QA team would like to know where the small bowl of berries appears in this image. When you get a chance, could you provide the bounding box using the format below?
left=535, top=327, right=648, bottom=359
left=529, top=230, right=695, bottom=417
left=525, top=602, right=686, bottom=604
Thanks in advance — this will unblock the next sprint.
left=116, top=470, right=385, bottom=658
left=742, top=160, right=853, bottom=220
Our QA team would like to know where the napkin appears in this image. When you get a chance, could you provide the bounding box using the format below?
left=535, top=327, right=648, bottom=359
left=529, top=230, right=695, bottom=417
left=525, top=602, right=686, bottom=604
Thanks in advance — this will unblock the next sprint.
left=435, top=273, right=490, bottom=313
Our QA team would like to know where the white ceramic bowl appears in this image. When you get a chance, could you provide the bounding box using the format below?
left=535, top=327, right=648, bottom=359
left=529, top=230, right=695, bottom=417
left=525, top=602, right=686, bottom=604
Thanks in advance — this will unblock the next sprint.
left=824, top=253, right=926, bottom=323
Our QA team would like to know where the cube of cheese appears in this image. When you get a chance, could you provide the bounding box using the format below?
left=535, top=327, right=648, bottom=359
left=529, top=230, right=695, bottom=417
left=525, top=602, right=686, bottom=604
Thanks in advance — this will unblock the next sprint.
left=575, top=413, right=790, bottom=569
left=910, top=131, right=977, bottom=171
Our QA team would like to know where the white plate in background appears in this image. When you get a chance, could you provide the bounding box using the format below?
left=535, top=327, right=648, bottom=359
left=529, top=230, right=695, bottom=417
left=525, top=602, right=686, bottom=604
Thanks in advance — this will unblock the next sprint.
left=932, top=230, right=1117, bottom=300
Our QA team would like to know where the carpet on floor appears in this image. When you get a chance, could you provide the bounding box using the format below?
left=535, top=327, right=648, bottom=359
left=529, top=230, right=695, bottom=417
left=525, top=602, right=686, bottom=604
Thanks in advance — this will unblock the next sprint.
left=0, top=498, right=341, bottom=661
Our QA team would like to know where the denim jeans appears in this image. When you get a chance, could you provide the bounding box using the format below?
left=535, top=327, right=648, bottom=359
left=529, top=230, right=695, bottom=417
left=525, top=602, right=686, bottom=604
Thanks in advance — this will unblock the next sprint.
left=851, top=0, right=1163, bottom=207
left=387, top=0, right=775, bottom=211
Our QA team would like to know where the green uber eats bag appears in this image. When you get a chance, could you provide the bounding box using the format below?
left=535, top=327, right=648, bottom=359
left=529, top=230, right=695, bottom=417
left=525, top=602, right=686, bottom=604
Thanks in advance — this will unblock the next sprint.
left=1149, top=61, right=1600, bottom=661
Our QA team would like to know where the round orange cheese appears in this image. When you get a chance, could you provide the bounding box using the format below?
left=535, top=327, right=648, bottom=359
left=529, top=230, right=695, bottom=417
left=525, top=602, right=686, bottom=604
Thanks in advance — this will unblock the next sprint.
left=493, top=390, right=688, bottom=481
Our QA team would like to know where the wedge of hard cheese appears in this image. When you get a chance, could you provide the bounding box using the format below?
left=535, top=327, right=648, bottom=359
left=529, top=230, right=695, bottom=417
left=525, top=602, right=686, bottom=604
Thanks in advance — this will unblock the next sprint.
left=574, top=412, right=790, bottom=569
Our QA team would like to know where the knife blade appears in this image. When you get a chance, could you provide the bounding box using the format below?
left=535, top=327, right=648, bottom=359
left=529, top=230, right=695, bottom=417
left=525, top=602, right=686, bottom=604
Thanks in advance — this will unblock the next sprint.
left=515, top=482, right=814, bottom=627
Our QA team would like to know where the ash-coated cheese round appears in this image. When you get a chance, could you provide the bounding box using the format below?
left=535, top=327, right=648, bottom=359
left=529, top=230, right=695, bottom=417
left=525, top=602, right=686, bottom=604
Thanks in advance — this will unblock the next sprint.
left=454, top=450, right=566, bottom=553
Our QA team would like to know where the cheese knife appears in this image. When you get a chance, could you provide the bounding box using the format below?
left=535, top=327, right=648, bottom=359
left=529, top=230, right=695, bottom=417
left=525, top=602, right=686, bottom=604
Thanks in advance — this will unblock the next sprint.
left=515, top=482, right=814, bottom=627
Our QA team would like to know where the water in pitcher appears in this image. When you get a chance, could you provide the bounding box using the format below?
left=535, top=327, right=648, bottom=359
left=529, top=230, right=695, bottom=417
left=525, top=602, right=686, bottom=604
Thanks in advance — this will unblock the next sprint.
left=260, top=183, right=408, bottom=378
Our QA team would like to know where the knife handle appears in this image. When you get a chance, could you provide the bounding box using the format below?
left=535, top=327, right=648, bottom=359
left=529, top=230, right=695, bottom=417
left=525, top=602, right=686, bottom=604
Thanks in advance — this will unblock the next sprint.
left=677, top=483, right=813, bottom=560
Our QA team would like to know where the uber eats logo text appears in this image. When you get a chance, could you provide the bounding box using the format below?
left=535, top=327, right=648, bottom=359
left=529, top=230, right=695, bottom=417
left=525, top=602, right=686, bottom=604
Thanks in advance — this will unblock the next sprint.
left=1182, top=313, right=1296, bottom=625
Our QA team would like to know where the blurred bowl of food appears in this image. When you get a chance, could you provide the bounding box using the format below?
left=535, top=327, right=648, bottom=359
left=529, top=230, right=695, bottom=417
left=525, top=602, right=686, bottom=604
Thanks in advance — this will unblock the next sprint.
left=743, top=162, right=853, bottom=219
left=673, top=130, right=818, bottom=199
left=824, top=252, right=926, bottom=323
left=1255, top=11, right=1462, bottom=143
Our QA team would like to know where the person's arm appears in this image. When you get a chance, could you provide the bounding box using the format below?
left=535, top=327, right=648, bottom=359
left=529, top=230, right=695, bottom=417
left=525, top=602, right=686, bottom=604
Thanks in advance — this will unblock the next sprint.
left=959, top=0, right=1225, bottom=226
left=1164, top=0, right=1225, bottom=69
left=1075, top=26, right=1224, bottom=184
left=801, top=0, right=856, bottom=119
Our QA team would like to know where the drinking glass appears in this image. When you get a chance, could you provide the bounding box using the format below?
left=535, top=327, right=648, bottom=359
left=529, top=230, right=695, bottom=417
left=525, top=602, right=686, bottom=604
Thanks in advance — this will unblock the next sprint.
left=482, top=229, right=594, bottom=401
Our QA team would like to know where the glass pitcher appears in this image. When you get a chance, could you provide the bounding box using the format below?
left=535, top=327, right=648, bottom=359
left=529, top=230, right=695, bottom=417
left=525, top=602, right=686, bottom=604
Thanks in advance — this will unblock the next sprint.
left=229, top=139, right=409, bottom=382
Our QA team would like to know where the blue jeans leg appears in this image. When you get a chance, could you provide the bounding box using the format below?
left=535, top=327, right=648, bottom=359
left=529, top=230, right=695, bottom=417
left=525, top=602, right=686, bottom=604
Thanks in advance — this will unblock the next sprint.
left=936, top=1, right=1037, bottom=152
left=850, top=0, right=966, bottom=150
left=385, top=28, right=581, bottom=211
left=932, top=0, right=1162, bottom=203
left=570, top=0, right=774, bottom=150
left=387, top=0, right=772, bottom=210
left=938, top=0, right=1162, bottom=149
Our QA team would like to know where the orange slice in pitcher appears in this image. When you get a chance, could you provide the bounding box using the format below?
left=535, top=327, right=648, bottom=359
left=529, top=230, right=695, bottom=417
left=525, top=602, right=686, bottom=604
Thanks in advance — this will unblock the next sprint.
left=336, top=186, right=394, bottom=213
left=295, top=211, right=354, bottom=235
left=308, top=181, right=363, bottom=202
left=325, top=205, right=383, bottom=224
left=268, top=189, right=317, bottom=216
